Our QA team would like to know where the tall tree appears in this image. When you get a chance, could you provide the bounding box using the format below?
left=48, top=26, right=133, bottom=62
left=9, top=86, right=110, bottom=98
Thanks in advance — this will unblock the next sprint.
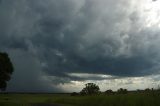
left=80, top=83, right=100, bottom=95
left=0, top=52, right=14, bottom=91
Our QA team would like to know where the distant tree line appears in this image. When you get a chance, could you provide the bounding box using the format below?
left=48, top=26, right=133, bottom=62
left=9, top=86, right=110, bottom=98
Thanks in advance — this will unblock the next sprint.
left=71, top=83, right=160, bottom=96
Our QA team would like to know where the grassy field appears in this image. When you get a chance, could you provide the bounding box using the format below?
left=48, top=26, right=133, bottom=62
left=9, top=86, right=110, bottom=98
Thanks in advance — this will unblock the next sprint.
left=0, top=91, right=160, bottom=106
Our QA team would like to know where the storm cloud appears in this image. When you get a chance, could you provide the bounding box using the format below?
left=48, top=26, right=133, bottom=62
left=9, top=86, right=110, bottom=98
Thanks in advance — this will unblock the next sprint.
left=0, top=0, right=160, bottom=92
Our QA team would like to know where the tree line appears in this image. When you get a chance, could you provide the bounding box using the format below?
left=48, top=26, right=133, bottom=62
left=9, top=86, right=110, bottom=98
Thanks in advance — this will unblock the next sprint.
left=71, top=83, right=160, bottom=96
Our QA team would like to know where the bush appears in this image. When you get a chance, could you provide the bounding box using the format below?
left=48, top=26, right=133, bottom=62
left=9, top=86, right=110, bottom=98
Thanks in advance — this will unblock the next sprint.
left=71, top=92, right=79, bottom=96
left=80, top=83, right=100, bottom=95
left=105, top=89, right=114, bottom=95
left=144, top=88, right=151, bottom=92
left=117, top=88, right=128, bottom=94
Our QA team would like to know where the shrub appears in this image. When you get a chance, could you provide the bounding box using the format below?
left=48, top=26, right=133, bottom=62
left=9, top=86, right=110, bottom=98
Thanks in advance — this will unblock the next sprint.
left=71, top=92, right=79, bottom=96
left=105, top=89, right=114, bottom=95
left=117, top=88, right=128, bottom=94
left=80, top=83, right=100, bottom=95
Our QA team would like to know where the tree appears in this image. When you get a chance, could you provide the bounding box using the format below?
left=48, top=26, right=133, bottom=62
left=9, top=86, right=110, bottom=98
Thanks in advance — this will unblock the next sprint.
left=80, top=83, right=100, bottom=95
left=144, top=88, right=151, bottom=93
left=0, top=52, right=14, bottom=91
left=117, top=88, right=128, bottom=94
left=105, top=89, right=114, bottom=95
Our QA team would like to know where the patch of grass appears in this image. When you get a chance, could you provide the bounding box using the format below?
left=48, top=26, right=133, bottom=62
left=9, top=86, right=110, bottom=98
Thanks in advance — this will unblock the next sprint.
left=53, top=92, right=160, bottom=106
left=0, top=93, right=65, bottom=106
left=0, top=92, right=160, bottom=106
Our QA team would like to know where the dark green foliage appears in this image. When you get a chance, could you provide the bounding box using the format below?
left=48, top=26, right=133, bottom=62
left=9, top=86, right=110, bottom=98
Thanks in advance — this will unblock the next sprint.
left=105, top=89, right=114, bottom=95
left=80, top=83, right=100, bottom=95
left=117, top=88, right=128, bottom=94
left=71, top=92, right=79, bottom=96
left=0, top=52, right=14, bottom=91
left=80, top=88, right=87, bottom=95
left=144, top=88, right=152, bottom=92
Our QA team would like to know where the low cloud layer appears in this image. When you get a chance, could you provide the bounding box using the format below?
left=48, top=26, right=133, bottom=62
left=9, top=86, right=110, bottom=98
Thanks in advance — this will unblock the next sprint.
left=0, top=0, right=160, bottom=92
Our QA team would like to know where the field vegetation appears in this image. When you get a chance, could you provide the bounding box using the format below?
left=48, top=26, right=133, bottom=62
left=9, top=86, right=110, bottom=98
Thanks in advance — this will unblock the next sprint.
left=0, top=89, right=160, bottom=106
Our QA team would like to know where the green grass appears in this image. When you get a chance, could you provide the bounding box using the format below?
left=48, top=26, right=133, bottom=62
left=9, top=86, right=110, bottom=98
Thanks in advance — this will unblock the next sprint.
left=53, top=93, right=160, bottom=106
left=0, top=93, right=67, bottom=106
left=0, top=92, right=160, bottom=106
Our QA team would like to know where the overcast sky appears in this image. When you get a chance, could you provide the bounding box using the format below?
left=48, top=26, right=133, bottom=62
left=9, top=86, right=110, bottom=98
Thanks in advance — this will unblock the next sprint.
left=1, top=0, right=160, bottom=92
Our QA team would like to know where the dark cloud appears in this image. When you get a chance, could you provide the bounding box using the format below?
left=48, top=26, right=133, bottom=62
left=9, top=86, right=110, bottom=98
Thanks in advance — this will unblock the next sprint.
left=6, top=49, right=62, bottom=92
left=0, top=0, right=160, bottom=92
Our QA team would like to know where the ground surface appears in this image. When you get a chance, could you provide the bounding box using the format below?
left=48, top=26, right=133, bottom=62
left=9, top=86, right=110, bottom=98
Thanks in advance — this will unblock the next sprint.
left=0, top=92, right=160, bottom=106
left=32, top=103, right=60, bottom=106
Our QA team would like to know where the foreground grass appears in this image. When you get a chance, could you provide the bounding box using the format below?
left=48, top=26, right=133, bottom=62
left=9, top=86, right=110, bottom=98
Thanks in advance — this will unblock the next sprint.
left=0, top=93, right=68, bottom=106
left=54, top=92, right=160, bottom=106
left=0, top=92, right=160, bottom=106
